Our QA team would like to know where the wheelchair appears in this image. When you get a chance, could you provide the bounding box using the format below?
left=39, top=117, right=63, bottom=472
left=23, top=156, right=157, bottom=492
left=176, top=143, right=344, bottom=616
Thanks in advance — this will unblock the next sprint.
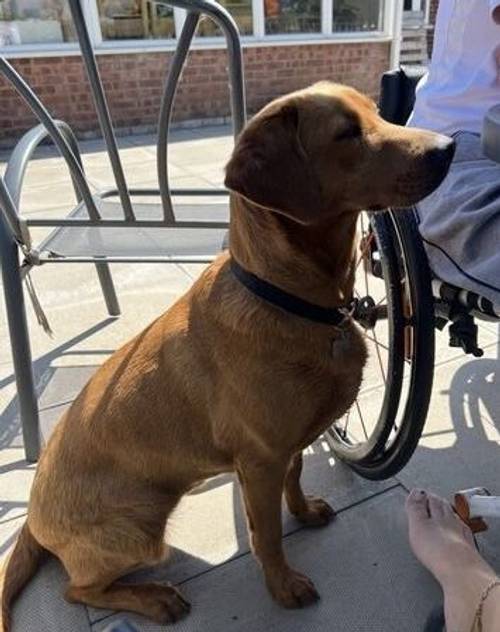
left=326, top=67, right=500, bottom=480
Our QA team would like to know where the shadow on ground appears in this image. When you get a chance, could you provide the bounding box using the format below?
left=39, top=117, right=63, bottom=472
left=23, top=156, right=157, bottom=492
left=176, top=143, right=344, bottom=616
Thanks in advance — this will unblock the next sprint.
left=0, top=318, right=117, bottom=450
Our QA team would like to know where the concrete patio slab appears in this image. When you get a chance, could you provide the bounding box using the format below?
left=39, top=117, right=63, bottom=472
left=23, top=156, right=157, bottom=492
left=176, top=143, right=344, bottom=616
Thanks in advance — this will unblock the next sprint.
left=10, top=487, right=444, bottom=632
left=0, top=261, right=195, bottom=373
left=0, top=514, right=26, bottom=559
left=11, top=559, right=90, bottom=632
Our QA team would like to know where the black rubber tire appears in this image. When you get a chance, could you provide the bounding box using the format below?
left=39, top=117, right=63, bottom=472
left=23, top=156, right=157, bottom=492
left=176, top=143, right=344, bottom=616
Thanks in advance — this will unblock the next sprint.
left=327, top=210, right=406, bottom=463
left=327, top=208, right=435, bottom=480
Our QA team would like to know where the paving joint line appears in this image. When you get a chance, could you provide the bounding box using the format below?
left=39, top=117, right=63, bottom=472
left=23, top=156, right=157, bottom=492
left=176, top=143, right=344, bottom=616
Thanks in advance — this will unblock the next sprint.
left=0, top=512, right=28, bottom=526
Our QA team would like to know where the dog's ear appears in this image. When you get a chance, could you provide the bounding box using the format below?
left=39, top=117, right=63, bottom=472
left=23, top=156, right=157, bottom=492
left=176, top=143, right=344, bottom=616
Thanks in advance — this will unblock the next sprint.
left=224, top=103, right=324, bottom=224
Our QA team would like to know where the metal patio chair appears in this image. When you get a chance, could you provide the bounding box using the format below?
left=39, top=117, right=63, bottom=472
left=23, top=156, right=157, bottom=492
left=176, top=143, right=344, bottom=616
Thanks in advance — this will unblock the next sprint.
left=0, top=0, right=246, bottom=462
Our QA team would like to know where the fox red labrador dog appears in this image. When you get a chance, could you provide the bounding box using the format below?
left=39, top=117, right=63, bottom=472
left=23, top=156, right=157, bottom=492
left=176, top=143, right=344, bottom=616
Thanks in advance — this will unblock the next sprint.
left=2, top=82, right=454, bottom=629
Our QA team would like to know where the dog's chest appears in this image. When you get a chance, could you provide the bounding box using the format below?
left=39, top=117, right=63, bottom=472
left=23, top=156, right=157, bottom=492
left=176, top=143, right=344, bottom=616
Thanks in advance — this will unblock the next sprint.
left=293, top=359, right=363, bottom=437
left=267, top=326, right=367, bottom=444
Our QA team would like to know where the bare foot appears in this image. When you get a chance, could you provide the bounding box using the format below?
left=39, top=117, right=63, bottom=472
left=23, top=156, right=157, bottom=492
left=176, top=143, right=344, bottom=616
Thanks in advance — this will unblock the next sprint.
left=406, top=489, right=497, bottom=632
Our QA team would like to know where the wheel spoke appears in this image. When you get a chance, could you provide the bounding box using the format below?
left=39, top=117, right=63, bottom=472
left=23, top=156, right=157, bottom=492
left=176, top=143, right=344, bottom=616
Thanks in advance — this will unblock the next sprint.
left=356, top=234, right=374, bottom=270
left=363, top=332, right=390, bottom=352
left=355, top=400, right=369, bottom=440
left=372, top=329, right=386, bottom=383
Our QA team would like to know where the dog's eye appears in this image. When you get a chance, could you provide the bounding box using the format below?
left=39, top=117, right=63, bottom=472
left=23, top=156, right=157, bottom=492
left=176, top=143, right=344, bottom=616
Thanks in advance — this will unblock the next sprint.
left=335, top=125, right=362, bottom=142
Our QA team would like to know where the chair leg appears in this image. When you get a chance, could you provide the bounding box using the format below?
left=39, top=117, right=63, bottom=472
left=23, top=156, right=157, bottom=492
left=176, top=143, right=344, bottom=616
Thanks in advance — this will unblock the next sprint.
left=95, top=261, right=120, bottom=317
left=0, top=228, right=41, bottom=462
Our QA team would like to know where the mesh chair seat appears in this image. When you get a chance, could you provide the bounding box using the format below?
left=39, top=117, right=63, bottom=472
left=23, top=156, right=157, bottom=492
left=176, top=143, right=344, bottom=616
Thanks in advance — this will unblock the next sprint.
left=37, top=196, right=230, bottom=261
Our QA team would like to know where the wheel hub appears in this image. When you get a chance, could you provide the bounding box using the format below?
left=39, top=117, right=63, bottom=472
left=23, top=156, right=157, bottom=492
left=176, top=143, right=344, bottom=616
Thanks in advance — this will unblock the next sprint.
left=352, top=295, right=385, bottom=329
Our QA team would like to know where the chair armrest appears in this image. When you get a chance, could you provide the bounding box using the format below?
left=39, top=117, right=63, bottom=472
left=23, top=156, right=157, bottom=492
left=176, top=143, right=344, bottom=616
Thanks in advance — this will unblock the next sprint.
left=4, top=121, right=84, bottom=210
left=379, top=66, right=427, bottom=125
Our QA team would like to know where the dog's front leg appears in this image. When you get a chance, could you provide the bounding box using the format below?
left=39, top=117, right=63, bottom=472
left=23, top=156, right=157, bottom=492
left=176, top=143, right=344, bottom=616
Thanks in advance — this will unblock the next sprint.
left=284, top=452, right=336, bottom=527
left=237, top=459, right=320, bottom=608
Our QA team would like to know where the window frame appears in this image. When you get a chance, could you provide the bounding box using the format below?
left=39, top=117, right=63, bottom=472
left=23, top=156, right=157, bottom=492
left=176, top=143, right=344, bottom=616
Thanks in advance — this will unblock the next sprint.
left=0, top=0, right=396, bottom=58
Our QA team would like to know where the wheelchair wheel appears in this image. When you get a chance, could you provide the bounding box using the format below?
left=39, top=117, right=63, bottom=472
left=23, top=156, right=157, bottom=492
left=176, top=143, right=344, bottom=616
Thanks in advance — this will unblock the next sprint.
left=326, top=208, right=435, bottom=480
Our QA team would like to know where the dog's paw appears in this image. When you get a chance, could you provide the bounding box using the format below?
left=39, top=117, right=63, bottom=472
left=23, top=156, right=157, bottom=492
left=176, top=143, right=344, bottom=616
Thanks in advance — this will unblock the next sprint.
left=293, top=497, right=336, bottom=527
left=149, top=584, right=191, bottom=624
left=266, top=567, right=320, bottom=608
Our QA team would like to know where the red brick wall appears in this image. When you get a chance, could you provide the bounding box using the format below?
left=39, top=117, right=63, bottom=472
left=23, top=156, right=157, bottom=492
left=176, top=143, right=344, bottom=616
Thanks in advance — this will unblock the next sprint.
left=0, top=41, right=390, bottom=146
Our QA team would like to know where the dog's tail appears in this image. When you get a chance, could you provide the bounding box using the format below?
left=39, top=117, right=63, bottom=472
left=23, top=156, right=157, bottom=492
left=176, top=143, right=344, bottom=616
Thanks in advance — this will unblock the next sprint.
left=1, top=522, right=47, bottom=632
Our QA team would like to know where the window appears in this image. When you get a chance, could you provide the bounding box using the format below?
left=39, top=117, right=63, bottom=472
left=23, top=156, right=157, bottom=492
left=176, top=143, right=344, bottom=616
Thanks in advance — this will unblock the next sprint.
left=197, top=0, right=253, bottom=37
left=264, top=0, right=321, bottom=34
left=333, top=0, right=384, bottom=33
left=404, top=0, right=424, bottom=11
left=97, top=0, right=175, bottom=40
left=0, top=0, right=76, bottom=46
left=0, top=0, right=392, bottom=50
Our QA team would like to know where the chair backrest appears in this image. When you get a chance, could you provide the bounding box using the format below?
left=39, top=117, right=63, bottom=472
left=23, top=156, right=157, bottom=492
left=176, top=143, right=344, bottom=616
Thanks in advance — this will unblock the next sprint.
left=379, top=66, right=427, bottom=125
left=0, top=0, right=246, bottom=225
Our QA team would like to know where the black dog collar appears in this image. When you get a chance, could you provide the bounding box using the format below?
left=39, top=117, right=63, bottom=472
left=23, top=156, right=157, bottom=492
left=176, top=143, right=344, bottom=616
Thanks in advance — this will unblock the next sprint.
left=230, top=258, right=354, bottom=327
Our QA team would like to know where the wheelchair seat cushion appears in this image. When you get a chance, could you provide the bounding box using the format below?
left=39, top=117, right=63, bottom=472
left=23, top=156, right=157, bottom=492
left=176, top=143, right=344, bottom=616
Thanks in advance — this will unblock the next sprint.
left=416, top=131, right=500, bottom=307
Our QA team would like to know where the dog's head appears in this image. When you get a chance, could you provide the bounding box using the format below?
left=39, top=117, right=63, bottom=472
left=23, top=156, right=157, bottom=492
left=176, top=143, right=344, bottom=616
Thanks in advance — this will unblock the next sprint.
left=225, top=82, right=454, bottom=224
